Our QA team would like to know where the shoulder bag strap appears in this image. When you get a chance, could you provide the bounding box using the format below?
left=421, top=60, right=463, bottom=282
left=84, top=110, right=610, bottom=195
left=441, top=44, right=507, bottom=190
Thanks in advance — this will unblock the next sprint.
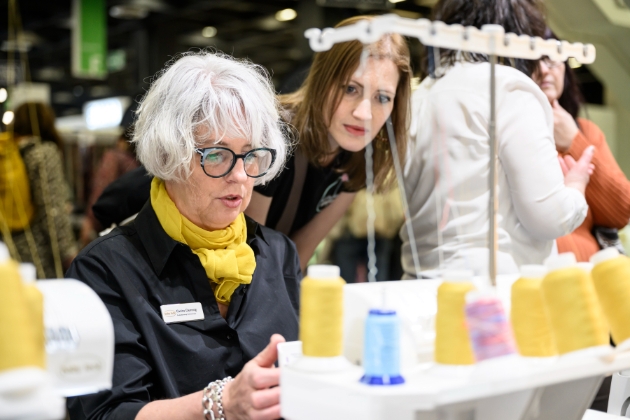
left=275, top=149, right=308, bottom=236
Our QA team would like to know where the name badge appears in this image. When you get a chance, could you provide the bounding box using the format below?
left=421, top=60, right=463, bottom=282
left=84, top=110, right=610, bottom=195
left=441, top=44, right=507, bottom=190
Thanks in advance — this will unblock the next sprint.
left=160, top=302, right=204, bottom=324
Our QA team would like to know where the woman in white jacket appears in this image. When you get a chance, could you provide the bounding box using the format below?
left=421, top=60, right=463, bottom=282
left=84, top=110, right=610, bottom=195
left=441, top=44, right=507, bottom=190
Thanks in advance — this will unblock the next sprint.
left=401, top=0, right=594, bottom=277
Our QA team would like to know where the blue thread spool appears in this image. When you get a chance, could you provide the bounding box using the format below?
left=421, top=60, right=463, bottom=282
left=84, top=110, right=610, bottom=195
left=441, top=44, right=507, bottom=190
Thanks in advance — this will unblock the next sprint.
left=360, top=309, right=405, bottom=385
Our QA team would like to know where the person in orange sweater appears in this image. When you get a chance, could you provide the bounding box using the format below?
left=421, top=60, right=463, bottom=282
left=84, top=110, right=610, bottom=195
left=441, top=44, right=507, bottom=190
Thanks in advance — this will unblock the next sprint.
left=533, top=33, right=630, bottom=262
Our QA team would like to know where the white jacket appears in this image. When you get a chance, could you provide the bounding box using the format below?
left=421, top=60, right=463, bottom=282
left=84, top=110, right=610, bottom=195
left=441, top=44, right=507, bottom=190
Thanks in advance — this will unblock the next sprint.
left=401, top=61, right=588, bottom=277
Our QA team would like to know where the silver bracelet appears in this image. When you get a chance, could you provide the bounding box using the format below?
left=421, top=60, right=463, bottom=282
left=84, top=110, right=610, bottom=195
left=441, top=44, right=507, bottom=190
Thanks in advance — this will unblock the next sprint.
left=202, top=376, right=233, bottom=420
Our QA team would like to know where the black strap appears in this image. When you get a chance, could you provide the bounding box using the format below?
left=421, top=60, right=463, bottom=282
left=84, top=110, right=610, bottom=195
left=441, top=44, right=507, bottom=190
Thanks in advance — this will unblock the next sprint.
left=275, top=150, right=307, bottom=236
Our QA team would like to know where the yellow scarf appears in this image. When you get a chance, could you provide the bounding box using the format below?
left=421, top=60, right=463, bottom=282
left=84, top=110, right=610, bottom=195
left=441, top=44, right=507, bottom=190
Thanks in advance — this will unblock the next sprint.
left=150, top=178, right=256, bottom=304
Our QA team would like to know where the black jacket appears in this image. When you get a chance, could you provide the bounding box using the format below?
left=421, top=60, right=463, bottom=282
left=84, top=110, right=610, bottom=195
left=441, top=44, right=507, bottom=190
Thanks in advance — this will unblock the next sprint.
left=66, top=202, right=300, bottom=420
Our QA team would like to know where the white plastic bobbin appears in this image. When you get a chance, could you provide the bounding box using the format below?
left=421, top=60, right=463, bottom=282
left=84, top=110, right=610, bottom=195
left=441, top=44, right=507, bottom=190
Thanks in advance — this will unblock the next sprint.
left=0, top=241, right=9, bottom=263
left=19, top=263, right=37, bottom=284
left=576, top=262, right=594, bottom=273
left=544, top=252, right=577, bottom=272
left=442, top=269, right=474, bottom=283
left=519, top=264, right=547, bottom=279
left=590, top=247, right=620, bottom=266
left=307, top=264, right=340, bottom=279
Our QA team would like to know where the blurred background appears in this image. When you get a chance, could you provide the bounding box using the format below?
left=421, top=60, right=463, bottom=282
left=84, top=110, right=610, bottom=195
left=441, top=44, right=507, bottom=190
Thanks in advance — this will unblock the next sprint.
left=1, top=0, right=629, bottom=280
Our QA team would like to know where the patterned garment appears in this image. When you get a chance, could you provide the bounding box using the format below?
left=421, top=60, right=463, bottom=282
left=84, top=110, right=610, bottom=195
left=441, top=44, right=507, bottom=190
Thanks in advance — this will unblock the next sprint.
left=11, top=137, right=77, bottom=279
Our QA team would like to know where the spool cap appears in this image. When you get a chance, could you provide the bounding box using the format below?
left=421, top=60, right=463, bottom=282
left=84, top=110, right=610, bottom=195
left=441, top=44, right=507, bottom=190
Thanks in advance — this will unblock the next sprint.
left=544, top=252, right=577, bottom=272
left=369, top=309, right=396, bottom=316
left=520, top=265, right=547, bottom=279
left=442, top=269, right=473, bottom=283
left=19, top=263, right=37, bottom=284
left=577, top=262, right=594, bottom=273
left=307, top=264, right=340, bottom=279
left=590, top=247, right=620, bottom=266
left=0, top=241, right=9, bottom=262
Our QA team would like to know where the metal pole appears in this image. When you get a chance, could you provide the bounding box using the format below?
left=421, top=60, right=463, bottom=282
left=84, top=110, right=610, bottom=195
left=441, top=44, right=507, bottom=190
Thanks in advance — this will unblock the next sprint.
left=488, top=53, right=498, bottom=286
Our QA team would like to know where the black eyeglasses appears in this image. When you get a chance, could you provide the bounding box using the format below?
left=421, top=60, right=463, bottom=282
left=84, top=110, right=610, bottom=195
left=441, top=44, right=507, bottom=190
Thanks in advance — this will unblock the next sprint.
left=195, top=147, right=276, bottom=178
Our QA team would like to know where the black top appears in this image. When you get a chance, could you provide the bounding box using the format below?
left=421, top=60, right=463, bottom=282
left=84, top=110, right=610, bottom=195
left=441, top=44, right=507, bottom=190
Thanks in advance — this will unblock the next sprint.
left=254, top=151, right=352, bottom=235
left=66, top=202, right=300, bottom=420
left=92, top=166, right=151, bottom=228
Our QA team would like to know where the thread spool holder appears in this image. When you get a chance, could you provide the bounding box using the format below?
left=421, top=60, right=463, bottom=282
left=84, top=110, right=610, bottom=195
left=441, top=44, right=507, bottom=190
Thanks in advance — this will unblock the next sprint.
left=281, top=279, right=630, bottom=420
left=304, top=15, right=596, bottom=63
left=305, top=15, right=596, bottom=286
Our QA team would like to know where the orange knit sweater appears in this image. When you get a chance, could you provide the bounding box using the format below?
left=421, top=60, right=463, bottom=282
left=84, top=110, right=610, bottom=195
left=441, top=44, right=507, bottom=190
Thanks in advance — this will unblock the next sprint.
left=557, top=118, right=630, bottom=261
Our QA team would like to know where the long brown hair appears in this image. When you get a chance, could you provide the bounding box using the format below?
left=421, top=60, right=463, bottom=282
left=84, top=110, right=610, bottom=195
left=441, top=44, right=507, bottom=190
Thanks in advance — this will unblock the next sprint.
left=280, top=15, right=412, bottom=192
left=12, top=102, right=64, bottom=148
left=429, top=0, right=547, bottom=77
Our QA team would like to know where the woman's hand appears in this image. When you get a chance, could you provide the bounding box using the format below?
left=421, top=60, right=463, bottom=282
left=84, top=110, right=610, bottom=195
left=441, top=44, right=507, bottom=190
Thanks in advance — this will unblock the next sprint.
left=552, top=100, right=579, bottom=153
left=559, top=145, right=595, bottom=195
left=222, top=334, right=285, bottom=420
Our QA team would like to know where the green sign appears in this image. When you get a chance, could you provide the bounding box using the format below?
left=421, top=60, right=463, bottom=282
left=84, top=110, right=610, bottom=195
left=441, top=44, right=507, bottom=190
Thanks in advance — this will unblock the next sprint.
left=72, top=0, right=107, bottom=79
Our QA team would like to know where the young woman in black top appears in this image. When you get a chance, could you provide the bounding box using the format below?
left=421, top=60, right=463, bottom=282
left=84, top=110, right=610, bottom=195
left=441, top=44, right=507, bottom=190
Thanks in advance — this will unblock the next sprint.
left=246, top=15, right=412, bottom=271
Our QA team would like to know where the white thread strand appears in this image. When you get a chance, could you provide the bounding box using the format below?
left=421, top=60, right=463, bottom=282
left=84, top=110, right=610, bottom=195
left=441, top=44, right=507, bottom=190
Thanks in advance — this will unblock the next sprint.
left=356, top=46, right=379, bottom=283
left=384, top=118, right=421, bottom=279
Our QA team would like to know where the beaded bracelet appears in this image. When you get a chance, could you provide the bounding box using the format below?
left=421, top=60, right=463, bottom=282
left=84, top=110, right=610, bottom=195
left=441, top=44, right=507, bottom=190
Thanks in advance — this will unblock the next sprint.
left=202, top=376, right=233, bottom=420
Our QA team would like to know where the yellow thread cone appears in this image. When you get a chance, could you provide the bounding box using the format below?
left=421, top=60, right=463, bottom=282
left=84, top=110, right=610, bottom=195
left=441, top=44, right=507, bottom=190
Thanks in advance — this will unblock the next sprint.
left=511, top=274, right=556, bottom=357
left=0, top=258, right=40, bottom=372
left=541, top=266, right=608, bottom=354
left=23, top=284, right=46, bottom=369
left=591, top=254, right=630, bottom=345
left=300, top=266, right=345, bottom=357
left=435, top=281, right=476, bottom=365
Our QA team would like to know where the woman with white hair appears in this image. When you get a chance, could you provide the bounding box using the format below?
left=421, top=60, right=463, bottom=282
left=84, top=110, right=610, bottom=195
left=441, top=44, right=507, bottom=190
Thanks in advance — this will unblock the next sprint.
left=66, top=51, right=298, bottom=420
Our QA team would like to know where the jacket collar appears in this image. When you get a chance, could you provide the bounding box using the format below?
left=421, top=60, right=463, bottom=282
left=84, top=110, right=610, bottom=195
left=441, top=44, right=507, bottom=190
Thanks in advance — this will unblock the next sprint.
left=134, top=201, right=268, bottom=276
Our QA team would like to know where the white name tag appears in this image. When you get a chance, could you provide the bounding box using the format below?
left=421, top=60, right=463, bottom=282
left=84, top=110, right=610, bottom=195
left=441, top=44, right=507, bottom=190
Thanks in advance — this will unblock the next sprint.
left=160, top=302, right=204, bottom=324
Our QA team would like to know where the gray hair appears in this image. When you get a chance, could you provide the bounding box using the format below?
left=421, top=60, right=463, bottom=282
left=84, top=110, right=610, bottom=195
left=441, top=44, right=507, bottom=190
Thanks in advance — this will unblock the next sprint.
left=133, top=51, right=288, bottom=184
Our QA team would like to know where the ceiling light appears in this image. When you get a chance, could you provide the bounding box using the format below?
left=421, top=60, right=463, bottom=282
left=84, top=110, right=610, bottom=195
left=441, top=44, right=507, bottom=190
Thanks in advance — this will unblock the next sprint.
left=110, top=5, right=149, bottom=19
left=84, top=97, right=130, bottom=131
left=275, top=8, right=297, bottom=22
left=568, top=57, right=582, bottom=69
left=2, top=111, right=14, bottom=125
left=389, top=0, right=406, bottom=3
left=0, top=88, right=7, bottom=103
left=202, top=26, right=217, bottom=38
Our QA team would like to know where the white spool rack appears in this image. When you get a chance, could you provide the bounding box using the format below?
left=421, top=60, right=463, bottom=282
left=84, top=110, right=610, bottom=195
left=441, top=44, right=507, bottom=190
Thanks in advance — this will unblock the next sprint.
left=304, top=14, right=596, bottom=64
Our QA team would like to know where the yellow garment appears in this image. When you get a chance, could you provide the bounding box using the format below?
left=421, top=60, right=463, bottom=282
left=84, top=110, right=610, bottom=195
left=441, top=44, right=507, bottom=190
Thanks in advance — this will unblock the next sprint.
left=0, top=132, right=34, bottom=230
left=511, top=278, right=556, bottom=357
left=346, top=187, right=404, bottom=240
left=300, top=275, right=345, bottom=357
left=434, top=281, right=476, bottom=365
left=591, top=255, right=630, bottom=345
left=0, top=257, right=44, bottom=372
left=541, top=267, right=609, bottom=354
left=150, top=178, right=255, bottom=304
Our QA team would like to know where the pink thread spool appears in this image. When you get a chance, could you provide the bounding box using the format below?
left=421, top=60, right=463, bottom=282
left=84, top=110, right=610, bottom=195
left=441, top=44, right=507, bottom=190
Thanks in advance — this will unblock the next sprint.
left=465, top=290, right=516, bottom=362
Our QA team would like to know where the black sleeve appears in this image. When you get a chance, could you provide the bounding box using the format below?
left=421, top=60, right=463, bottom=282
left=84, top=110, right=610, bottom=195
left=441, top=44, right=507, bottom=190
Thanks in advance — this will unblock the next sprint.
left=282, top=234, right=301, bottom=314
left=66, top=247, right=152, bottom=420
left=92, top=166, right=152, bottom=228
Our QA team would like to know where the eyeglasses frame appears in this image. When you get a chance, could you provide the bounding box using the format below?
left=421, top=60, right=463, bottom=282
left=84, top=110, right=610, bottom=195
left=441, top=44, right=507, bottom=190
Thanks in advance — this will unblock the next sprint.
left=194, top=146, right=276, bottom=178
left=541, top=56, right=564, bottom=70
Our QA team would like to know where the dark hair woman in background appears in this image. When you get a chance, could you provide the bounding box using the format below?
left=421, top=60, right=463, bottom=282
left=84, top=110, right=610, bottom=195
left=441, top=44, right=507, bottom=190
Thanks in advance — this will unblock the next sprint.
left=532, top=29, right=630, bottom=262
left=401, top=0, right=595, bottom=276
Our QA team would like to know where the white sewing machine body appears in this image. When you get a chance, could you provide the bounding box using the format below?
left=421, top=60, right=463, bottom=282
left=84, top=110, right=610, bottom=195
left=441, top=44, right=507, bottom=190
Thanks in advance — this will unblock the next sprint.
left=38, top=279, right=115, bottom=397
left=281, top=278, right=630, bottom=420
left=0, top=279, right=115, bottom=420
